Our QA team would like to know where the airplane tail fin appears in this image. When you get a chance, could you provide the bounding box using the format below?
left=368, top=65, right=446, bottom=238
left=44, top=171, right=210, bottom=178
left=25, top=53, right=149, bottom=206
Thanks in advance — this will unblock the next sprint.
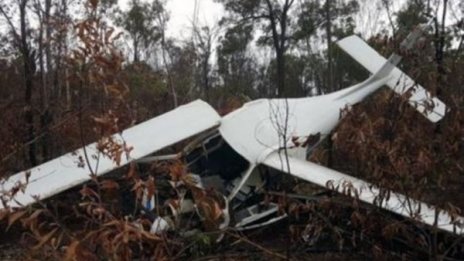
left=337, top=22, right=446, bottom=122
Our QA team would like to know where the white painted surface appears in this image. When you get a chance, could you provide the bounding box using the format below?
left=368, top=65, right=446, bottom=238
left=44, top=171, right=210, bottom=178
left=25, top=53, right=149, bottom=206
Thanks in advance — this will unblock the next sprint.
left=263, top=151, right=464, bottom=235
left=0, top=100, right=220, bottom=209
left=150, top=216, right=171, bottom=234
left=337, top=35, right=447, bottom=122
left=219, top=76, right=390, bottom=164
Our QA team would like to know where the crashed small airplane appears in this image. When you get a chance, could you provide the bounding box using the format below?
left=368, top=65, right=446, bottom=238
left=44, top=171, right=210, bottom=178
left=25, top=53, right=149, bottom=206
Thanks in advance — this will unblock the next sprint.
left=1, top=20, right=462, bottom=236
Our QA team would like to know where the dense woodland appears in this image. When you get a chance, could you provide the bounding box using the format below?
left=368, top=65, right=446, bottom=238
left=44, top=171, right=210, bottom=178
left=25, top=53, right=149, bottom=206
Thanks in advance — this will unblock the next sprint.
left=0, top=0, right=464, bottom=260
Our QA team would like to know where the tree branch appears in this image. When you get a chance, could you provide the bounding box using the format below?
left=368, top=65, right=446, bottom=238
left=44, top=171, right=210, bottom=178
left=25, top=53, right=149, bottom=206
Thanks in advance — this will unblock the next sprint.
left=0, top=4, right=21, bottom=43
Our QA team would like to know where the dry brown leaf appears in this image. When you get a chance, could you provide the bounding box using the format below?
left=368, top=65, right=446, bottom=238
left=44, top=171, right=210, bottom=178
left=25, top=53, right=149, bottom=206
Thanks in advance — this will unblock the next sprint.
left=100, top=180, right=120, bottom=190
left=7, top=209, right=28, bottom=231
left=145, top=176, right=156, bottom=200
left=32, top=227, right=59, bottom=250
left=21, top=209, right=44, bottom=229
left=0, top=209, right=9, bottom=222
left=64, top=240, right=80, bottom=261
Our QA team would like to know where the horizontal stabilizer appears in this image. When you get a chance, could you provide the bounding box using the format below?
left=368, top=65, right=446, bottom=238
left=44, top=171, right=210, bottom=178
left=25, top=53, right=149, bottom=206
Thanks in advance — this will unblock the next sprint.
left=337, top=35, right=446, bottom=122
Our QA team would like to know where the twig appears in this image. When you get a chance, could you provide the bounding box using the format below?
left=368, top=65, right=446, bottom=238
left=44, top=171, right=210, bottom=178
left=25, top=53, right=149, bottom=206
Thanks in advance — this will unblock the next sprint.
left=225, top=229, right=288, bottom=260
left=192, top=253, right=252, bottom=261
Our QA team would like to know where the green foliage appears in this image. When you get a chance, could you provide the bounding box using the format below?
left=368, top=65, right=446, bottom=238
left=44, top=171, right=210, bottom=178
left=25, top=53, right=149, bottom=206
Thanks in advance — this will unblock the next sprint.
left=216, top=0, right=361, bottom=95
left=187, top=232, right=214, bottom=257
left=216, top=24, right=257, bottom=98
left=115, top=0, right=164, bottom=62
left=294, top=0, right=359, bottom=42
left=293, top=1, right=319, bottom=43
left=218, top=24, right=253, bottom=56
left=396, top=0, right=429, bottom=32
left=215, top=0, right=262, bottom=21
left=123, top=62, right=167, bottom=118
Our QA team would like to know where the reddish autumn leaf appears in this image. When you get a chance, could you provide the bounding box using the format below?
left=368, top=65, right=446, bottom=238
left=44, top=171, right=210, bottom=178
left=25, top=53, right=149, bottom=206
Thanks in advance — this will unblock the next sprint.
left=64, top=240, right=80, bottom=261
left=100, top=180, right=120, bottom=190
left=169, top=161, right=186, bottom=181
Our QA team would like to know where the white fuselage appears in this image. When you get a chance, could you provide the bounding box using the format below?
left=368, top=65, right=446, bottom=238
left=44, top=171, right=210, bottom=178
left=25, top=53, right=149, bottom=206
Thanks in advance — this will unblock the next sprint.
left=219, top=76, right=391, bottom=164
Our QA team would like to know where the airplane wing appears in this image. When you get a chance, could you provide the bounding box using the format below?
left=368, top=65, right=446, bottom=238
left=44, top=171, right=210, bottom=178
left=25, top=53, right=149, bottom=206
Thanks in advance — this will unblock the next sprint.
left=1, top=100, right=221, bottom=210
left=337, top=35, right=446, bottom=123
left=262, top=152, right=464, bottom=235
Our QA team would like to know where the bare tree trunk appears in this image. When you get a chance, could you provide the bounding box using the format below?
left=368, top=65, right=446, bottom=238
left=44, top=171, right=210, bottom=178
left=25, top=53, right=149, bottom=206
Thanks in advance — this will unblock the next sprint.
left=193, top=25, right=215, bottom=103
left=19, top=0, right=37, bottom=166
left=45, top=0, right=52, bottom=98
left=37, top=2, right=46, bottom=111
left=325, top=0, right=333, bottom=93
left=37, top=1, right=48, bottom=162
left=434, top=0, right=448, bottom=96
left=61, top=0, right=72, bottom=110
left=265, top=0, right=281, bottom=97
left=36, top=0, right=52, bottom=162
left=383, top=0, right=397, bottom=40
left=133, top=37, right=139, bottom=63
left=202, top=52, right=210, bottom=102
left=159, top=20, right=178, bottom=108
left=265, top=0, right=293, bottom=97
left=44, top=0, right=53, bottom=161
left=275, top=49, right=286, bottom=97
